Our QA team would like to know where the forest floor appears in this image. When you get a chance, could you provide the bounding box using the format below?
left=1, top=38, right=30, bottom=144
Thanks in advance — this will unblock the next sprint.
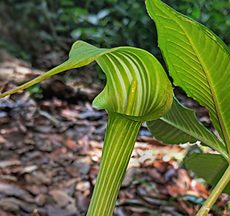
left=0, top=52, right=229, bottom=216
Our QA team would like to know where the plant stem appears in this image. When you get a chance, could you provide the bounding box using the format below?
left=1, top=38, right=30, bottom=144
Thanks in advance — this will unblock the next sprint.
left=196, top=165, right=230, bottom=216
left=87, top=113, right=141, bottom=216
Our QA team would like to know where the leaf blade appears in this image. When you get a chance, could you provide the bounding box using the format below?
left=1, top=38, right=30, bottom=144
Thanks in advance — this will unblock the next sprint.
left=185, top=153, right=230, bottom=194
left=147, top=98, right=228, bottom=158
left=146, top=0, right=230, bottom=151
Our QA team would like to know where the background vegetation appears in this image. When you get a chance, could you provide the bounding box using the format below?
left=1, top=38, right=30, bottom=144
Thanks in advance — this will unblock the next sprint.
left=0, top=0, right=229, bottom=68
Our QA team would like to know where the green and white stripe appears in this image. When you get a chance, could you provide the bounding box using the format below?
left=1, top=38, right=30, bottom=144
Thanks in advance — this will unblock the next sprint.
left=0, top=40, right=172, bottom=121
left=0, top=40, right=173, bottom=216
left=87, top=113, right=141, bottom=216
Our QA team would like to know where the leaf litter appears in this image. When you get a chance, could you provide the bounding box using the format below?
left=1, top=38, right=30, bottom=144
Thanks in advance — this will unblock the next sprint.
left=0, top=75, right=229, bottom=216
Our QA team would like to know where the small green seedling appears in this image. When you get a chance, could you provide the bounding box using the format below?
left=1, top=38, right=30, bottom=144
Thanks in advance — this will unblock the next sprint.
left=146, top=0, right=230, bottom=215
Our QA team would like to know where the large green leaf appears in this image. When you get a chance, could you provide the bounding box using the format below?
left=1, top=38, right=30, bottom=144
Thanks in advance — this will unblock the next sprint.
left=146, top=0, right=230, bottom=152
left=185, top=153, right=230, bottom=194
left=147, top=98, right=228, bottom=158
left=0, top=40, right=173, bottom=121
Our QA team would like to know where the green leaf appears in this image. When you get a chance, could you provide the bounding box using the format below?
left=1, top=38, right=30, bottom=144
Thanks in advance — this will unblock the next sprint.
left=146, top=0, right=230, bottom=152
left=0, top=40, right=173, bottom=121
left=147, top=98, right=227, bottom=158
left=185, top=153, right=230, bottom=194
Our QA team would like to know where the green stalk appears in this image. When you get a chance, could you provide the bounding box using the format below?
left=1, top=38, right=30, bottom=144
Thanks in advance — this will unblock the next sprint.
left=87, top=112, right=141, bottom=216
left=197, top=165, right=230, bottom=216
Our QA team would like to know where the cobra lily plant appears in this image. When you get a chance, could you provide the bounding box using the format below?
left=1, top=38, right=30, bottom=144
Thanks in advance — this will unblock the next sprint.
left=1, top=0, right=230, bottom=215
left=0, top=41, right=173, bottom=215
